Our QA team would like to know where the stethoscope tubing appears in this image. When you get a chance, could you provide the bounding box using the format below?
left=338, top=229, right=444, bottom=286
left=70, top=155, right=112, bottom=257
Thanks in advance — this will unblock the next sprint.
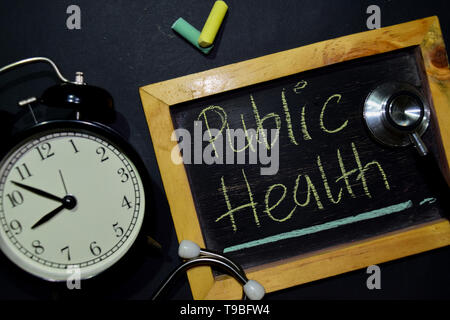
left=152, top=256, right=248, bottom=300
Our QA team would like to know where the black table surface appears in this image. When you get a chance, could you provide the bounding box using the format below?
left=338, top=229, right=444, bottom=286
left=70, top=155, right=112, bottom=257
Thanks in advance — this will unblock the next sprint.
left=0, top=0, right=449, bottom=300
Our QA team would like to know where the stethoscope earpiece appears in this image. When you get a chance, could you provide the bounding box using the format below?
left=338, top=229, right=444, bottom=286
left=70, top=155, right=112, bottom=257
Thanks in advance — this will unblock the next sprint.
left=153, top=240, right=265, bottom=300
left=178, top=239, right=201, bottom=259
left=363, top=82, right=430, bottom=156
left=243, top=279, right=266, bottom=301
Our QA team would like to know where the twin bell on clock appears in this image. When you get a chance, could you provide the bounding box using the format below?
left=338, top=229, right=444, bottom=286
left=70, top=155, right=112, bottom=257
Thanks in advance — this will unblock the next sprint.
left=0, top=57, right=149, bottom=282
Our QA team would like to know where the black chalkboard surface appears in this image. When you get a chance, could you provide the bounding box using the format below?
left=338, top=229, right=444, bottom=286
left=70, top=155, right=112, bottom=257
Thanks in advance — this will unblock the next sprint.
left=170, top=46, right=448, bottom=270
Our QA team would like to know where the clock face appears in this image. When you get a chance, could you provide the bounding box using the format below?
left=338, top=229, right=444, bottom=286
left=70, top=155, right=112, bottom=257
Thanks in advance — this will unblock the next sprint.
left=0, top=122, right=146, bottom=281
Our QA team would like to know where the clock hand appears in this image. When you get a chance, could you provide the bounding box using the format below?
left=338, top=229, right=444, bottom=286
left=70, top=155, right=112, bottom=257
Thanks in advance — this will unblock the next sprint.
left=11, top=181, right=64, bottom=203
left=31, top=195, right=77, bottom=229
left=58, top=169, right=68, bottom=195
left=31, top=204, right=65, bottom=229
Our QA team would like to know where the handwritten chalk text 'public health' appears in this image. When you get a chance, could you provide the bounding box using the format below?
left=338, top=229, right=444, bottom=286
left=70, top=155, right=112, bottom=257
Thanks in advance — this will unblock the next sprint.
left=172, top=80, right=391, bottom=233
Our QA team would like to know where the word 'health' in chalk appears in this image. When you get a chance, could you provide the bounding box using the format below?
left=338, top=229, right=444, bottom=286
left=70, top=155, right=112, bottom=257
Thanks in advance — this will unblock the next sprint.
left=171, top=18, right=213, bottom=54
left=198, top=0, right=228, bottom=48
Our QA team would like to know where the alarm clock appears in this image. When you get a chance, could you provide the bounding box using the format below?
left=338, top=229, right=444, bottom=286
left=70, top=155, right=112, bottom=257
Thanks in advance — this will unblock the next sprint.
left=0, top=57, right=151, bottom=283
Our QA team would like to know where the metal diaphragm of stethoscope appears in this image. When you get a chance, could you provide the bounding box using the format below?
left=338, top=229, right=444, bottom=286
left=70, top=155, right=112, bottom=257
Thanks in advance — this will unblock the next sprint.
left=152, top=240, right=265, bottom=300
left=363, top=82, right=431, bottom=155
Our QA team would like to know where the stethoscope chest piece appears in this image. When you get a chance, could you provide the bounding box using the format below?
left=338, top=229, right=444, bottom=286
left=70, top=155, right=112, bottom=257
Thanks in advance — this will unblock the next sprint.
left=363, top=82, right=430, bottom=155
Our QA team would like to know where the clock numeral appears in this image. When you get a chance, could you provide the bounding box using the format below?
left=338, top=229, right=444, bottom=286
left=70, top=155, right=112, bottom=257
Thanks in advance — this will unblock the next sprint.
left=32, top=240, right=45, bottom=255
left=61, top=246, right=71, bottom=261
left=9, top=219, right=22, bottom=235
left=96, top=146, right=109, bottom=162
left=15, top=163, right=32, bottom=180
left=112, top=222, right=124, bottom=237
left=122, top=196, right=132, bottom=210
left=36, top=142, right=55, bottom=161
left=69, top=139, right=79, bottom=153
left=117, top=168, right=129, bottom=183
left=6, top=190, right=24, bottom=208
left=89, top=241, right=102, bottom=256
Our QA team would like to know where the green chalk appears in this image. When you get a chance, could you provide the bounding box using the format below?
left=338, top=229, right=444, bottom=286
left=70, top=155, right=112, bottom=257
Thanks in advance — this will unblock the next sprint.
left=171, top=17, right=213, bottom=54
left=223, top=200, right=413, bottom=253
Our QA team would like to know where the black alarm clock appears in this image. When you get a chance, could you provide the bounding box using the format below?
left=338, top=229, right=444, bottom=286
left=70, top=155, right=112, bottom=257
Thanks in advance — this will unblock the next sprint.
left=0, top=57, right=151, bottom=283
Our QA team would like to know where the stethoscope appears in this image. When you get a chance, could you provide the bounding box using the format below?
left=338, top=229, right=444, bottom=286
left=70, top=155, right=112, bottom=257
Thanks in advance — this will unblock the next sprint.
left=152, top=240, right=265, bottom=300
left=363, top=82, right=430, bottom=155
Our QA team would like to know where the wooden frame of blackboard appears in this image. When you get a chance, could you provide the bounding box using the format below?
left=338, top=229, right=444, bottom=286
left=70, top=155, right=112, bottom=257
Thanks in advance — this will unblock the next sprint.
left=140, top=16, right=450, bottom=299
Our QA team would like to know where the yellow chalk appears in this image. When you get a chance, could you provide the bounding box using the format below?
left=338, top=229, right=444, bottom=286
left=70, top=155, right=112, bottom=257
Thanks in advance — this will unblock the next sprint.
left=198, top=1, right=228, bottom=48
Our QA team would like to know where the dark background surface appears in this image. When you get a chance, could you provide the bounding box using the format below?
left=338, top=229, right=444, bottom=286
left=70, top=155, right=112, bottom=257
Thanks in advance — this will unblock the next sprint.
left=0, top=0, right=448, bottom=300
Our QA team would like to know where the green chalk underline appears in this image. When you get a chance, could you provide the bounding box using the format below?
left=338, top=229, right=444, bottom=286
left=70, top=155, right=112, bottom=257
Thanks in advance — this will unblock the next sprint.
left=223, top=200, right=414, bottom=253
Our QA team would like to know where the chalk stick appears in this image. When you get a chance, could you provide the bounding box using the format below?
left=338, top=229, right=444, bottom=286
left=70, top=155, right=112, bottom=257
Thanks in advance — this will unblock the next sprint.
left=198, top=1, right=228, bottom=48
left=171, top=17, right=213, bottom=54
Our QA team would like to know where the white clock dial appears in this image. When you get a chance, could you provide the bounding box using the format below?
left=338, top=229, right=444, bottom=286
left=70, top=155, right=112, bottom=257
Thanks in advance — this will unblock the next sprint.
left=0, top=123, right=146, bottom=281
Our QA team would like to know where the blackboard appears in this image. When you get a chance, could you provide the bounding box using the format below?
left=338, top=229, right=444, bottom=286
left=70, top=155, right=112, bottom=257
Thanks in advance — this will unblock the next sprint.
left=140, top=16, right=450, bottom=299
left=170, top=46, right=447, bottom=270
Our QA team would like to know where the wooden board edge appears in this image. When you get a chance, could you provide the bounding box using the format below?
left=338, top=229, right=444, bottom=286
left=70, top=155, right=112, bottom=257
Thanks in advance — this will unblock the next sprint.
left=419, top=17, right=450, bottom=183
left=203, top=219, right=450, bottom=299
left=140, top=16, right=436, bottom=106
left=138, top=88, right=216, bottom=299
